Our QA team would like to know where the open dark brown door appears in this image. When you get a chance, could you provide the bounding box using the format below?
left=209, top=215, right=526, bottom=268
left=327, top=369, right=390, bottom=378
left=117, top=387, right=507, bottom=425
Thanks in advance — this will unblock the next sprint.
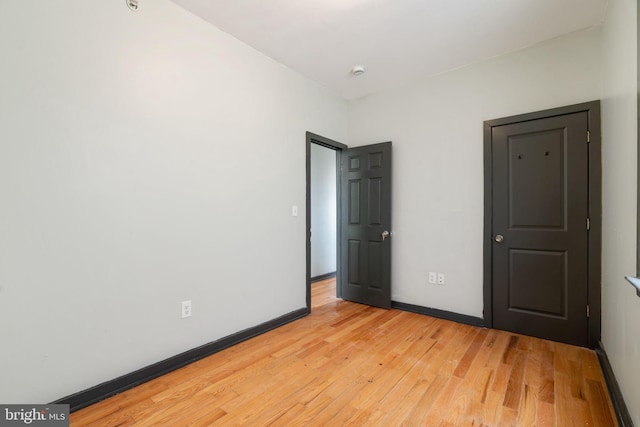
left=340, top=142, right=391, bottom=308
left=490, top=112, right=589, bottom=347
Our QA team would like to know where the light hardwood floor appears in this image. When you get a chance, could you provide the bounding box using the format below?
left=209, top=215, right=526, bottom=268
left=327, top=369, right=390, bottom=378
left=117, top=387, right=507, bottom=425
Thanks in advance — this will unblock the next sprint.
left=71, top=278, right=617, bottom=426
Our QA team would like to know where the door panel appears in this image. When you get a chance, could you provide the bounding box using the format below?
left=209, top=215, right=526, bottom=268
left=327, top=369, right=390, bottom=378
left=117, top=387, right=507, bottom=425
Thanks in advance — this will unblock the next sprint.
left=508, top=249, right=567, bottom=317
left=348, top=240, right=360, bottom=284
left=348, top=180, right=360, bottom=224
left=340, top=142, right=392, bottom=308
left=492, top=112, right=588, bottom=347
left=508, top=129, right=566, bottom=228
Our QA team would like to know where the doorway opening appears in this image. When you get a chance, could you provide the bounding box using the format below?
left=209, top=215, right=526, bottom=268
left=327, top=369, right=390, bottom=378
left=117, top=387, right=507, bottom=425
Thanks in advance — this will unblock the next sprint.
left=306, top=132, right=346, bottom=310
left=306, top=132, right=393, bottom=311
left=310, top=143, right=337, bottom=283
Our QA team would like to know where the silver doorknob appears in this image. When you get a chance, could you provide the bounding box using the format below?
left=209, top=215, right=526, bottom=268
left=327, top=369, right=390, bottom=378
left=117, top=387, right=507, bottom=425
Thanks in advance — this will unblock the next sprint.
left=495, top=234, right=504, bottom=243
left=381, top=230, right=390, bottom=241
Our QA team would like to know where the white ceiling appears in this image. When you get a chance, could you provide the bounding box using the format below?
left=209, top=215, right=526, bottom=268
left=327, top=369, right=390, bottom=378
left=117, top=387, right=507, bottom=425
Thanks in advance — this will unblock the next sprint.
left=169, top=0, right=609, bottom=100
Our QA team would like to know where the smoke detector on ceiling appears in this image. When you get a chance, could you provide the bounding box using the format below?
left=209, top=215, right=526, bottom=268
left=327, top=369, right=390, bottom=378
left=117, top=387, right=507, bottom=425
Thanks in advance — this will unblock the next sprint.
left=126, top=0, right=139, bottom=11
left=351, top=65, right=365, bottom=76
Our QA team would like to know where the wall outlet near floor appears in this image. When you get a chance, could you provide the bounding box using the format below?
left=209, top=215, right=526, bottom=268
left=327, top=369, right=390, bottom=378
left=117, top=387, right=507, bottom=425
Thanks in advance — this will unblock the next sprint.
left=181, top=300, right=192, bottom=319
left=428, top=272, right=437, bottom=284
left=437, top=274, right=445, bottom=285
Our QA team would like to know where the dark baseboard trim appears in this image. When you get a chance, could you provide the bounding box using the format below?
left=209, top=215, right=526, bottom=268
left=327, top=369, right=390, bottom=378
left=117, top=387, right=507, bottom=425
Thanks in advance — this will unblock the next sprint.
left=391, top=301, right=485, bottom=328
left=596, top=342, right=634, bottom=427
left=311, top=271, right=336, bottom=282
left=52, top=307, right=310, bottom=412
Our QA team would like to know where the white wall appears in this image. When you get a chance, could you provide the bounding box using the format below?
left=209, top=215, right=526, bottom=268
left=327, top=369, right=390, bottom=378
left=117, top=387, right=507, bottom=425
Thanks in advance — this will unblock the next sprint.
left=311, top=144, right=337, bottom=278
left=349, top=28, right=602, bottom=318
left=0, top=1, right=347, bottom=403
left=600, top=0, right=640, bottom=423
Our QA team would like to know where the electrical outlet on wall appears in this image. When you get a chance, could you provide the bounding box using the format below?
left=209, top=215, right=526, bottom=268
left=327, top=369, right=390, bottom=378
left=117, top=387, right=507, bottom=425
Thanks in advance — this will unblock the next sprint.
left=437, top=274, right=445, bottom=285
left=428, top=272, right=437, bottom=284
left=181, top=300, right=192, bottom=319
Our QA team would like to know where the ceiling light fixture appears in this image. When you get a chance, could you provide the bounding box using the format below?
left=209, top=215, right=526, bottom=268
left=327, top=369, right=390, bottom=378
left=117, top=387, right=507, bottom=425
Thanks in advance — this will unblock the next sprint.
left=351, top=65, right=365, bottom=76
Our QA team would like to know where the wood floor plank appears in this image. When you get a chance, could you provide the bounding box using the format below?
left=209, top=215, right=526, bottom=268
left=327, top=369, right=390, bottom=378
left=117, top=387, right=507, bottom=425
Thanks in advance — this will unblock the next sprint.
left=458, top=366, right=494, bottom=426
left=536, top=400, right=555, bottom=426
left=454, top=328, right=488, bottom=378
left=516, top=383, right=537, bottom=427
left=267, top=402, right=307, bottom=427
left=554, top=373, right=576, bottom=427
left=372, top=345, right=440, bottom=425
left=498, top=405, right=518, bottom=426
left=421, top=375, right=463, bottom=425
left=399, top=373, right=448, bottom=425
left=440, top=390, right=470, bottom=426
left=539, top=348, right=556, bottom=404
left=485, top=330, right=511, bottom=370
left=483, top=389, right=506, bottom=426
left=522, top=343, right=542, bottom=390
left=502, top=349, right=526, bottom=409
left=568, top=359, right=596, bottom=426
left=453, top=331, right=497, bottom=427
left=70, top=278, right=618, bottom=426
left=586, top=378, right=617, bottom=427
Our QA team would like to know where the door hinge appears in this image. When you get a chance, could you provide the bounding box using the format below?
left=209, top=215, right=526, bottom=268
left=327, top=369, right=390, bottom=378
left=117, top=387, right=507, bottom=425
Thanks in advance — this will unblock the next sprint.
left=587, top=305, right=590, bottom=318
left=586, top=218, right=590, bottom=230
left=587, top=130, right=591, bottom=143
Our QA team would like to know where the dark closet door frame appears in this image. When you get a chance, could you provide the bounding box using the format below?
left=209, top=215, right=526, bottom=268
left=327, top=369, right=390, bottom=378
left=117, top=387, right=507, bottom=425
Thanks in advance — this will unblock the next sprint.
left=482, top=101, right=602, bottom=348
left=306, top=132, right=347, bottom=310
